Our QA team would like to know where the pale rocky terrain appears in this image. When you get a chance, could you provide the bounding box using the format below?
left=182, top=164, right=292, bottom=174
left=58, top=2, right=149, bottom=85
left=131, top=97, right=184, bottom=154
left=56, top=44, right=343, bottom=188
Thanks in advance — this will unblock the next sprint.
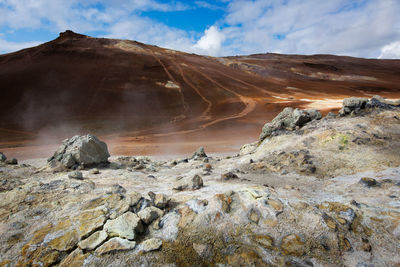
left=0, top=96, right=399, bottom=267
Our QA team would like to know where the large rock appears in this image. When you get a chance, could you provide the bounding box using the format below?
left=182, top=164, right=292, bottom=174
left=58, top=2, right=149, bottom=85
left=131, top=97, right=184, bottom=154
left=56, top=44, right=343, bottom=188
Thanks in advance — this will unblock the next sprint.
left=259, top=107, right=322, bottom=141
left=78, top=230, right=108, bottom=250
left=48, top=134, right=110, bottom=169
left=95, top=237, right=136, bottom=255
left=138, top=206, right=163, bottom=224
left=104, top=212, right=143, bottom=240
left=339, top=97, right=368, bottom=116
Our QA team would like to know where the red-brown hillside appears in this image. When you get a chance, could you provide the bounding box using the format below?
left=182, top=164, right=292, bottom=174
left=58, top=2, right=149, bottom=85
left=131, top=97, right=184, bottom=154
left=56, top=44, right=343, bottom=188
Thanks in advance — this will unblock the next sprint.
left=1, top=30, right=399, bottom=158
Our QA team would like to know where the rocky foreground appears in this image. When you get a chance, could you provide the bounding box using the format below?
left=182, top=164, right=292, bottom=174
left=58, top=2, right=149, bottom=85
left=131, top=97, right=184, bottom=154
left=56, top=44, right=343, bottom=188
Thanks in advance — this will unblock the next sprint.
left=0, top=96, right=399, bottom=266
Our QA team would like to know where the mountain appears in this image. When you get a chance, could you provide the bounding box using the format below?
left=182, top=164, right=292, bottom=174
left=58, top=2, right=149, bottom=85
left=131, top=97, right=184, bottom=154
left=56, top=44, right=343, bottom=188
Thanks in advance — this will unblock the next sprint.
left=1, top=30, right=400, bottom=157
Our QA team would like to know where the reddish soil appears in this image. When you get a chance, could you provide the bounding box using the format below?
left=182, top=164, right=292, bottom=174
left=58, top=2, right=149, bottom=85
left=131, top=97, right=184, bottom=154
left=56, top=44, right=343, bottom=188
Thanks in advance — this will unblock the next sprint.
left=1, top=30, right=400, bottom=159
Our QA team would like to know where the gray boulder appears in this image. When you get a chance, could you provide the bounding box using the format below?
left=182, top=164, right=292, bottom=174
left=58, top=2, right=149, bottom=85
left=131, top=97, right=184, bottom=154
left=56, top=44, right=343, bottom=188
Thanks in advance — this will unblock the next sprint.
left=192, top=147, right=207, bottom=159
left=339, top=97, right=368, bottom=116
left=48, top=134, right=110, bottom=169
left=259, top=108, right=322, bottom=141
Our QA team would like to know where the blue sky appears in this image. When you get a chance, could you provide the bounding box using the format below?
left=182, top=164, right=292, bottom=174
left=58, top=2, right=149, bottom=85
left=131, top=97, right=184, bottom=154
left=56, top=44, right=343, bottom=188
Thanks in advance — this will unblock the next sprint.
left=0, top=0, right=399, bottom=58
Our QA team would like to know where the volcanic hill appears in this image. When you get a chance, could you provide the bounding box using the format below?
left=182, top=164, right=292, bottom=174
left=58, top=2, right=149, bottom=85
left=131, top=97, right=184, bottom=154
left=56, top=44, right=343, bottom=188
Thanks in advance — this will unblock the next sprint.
left=1, top=30, right=399, bottom=158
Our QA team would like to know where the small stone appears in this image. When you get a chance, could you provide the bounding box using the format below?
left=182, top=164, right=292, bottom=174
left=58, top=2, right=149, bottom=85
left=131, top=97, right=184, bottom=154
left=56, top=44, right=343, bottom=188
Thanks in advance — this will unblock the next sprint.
left=78, top=230, right=108, bottom=250
left=148, top=192, right=169, bottom=209
left=204, top=164, right=212, bottom=170
left=95, top=237, right=136, bottom=255
left=110, top=184, right=126, bottom=195
left=104, top=212, right=143, bottom=240
left=350, top=200, right=361, bottom=208
left=191, top=175, right=204, bottom=190
left=253, top=234, right=274, bottom=249
left=248, top=208, right=261, bottom=223
left=129, top=191, right=142, bottom=206
left=221, top=172, right=238, bottom=181
left=192, top=147, right=207, bottom=159
left=68, top=171, right=83, bottom=180
left=338, top=234, right=352, bottom=251
left=173, top=184, right=188, bottom=191
left=5, top=158, right=18, bottom=165
left=141, top=238, right=162, bottom=252
left=359, top=177, right=378, bottom=187
left=280, top=234, right=305, bottom=256
left=193, top=243, right=212, bottom=258
left=322, top=213, right=337, bottom=230
left=89, top=168, right=100, bottom=174
left=138, top=206, right=163, bottom=224
left=361, top=238, right=372, bottom=252
left=267, top=199, right=284, bottom=215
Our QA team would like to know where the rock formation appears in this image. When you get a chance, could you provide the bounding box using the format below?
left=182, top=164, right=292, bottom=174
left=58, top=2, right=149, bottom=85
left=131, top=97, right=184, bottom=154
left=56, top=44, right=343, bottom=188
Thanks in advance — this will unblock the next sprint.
left=48, top=134, right=110, bottom=169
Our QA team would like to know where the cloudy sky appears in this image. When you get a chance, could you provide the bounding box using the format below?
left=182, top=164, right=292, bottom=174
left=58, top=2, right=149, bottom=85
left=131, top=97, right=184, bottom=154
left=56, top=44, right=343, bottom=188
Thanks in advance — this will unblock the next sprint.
left=0, top=0, right=399, bottom=58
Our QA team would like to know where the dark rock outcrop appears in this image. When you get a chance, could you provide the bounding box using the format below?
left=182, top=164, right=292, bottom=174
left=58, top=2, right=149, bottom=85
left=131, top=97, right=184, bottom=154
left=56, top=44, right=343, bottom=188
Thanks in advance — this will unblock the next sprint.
left=48, top=134, right=110, bottom=169
left=259, top=108, right=322, bottom=141
left=0, top=152, right=6, bottom=162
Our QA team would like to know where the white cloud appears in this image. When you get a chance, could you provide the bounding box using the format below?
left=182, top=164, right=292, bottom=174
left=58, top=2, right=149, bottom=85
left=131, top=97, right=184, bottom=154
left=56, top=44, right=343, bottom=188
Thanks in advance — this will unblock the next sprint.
left=193, top=26, right=225, bottom=56
left=0, top=38, right=42, bottom=54
left=219, top=0, right=400, bottom=57
left=379, top=41, right=400, bottom=59
left=1, top=0, right=400, bottom=58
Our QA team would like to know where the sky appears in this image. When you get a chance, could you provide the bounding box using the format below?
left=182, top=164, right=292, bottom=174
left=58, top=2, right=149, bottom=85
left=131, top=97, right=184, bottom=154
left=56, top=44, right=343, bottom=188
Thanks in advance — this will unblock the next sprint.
left=0, top=0, right=399, bottom=58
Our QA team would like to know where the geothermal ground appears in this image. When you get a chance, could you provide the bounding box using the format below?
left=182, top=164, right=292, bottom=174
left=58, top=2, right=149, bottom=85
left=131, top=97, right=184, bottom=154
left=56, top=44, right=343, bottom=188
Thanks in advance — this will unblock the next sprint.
left=1, top=31, right=400, bottom=159
left=0, top=97, right=399, bottom=266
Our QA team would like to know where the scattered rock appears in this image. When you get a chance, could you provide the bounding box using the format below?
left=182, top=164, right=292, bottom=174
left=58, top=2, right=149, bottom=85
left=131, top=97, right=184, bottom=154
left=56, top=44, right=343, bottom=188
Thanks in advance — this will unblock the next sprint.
left=48, top=134, right=110, bottom=169
left=248, top=208, right=261, bottom=223
left=325, top=112, right=337, bottom=119
left=68, top=171, right=83, bottom=180
left=193, top=243, right=212, bottom=258
left=221, top=172, right=238, bottom=181
left=89, top=168, right=100, bottom=174
left=259, top=107, right=322, bottom=141
left=104, top=212, right=143, bottom=240
left=0, top=152, right=6, bottom=162
left=339, top=97, right=368, bottom=116
left=58, top=248, right=88, bottom=267
left=77, top=209, right=107, bottom=239
left=141, top=238, right=162, bottom=252
left=322, top=213, right=337, bottom=230
left=129, top=192, right=142, bottom=206
left=192, top=147, right=207, bottom=159
left=359, top=177, right=378, bottom=187
left=148, top=192, right=169, bottom=209
left=138, top=206, right=163, bottom=224
left=191, top=174, right=204, bottom=189
left=267, top=198, right=284, bottom=215
left=5, top=158, right=18, bottom=165
left=109, top=184, right=126, bottom=195
left=253, top=234, right=274, bottom=250
left=78, top=230, right=107, bottom=250
left=95, top=237, right=136, bottom=255
left=173, top=184, right=188, bottom=191
left=280, top=234, right=305, bottom=256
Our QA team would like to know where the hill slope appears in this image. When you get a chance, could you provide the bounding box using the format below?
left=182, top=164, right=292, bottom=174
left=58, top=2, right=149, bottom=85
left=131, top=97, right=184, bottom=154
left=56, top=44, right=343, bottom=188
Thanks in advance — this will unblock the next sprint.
left=1, top=30, right=400, bottom=157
